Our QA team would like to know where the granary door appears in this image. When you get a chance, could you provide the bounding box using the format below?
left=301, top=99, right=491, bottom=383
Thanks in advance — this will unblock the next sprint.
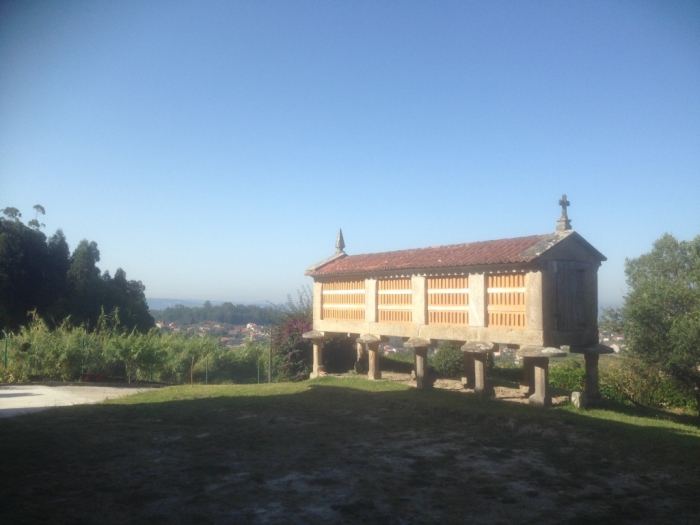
left=555, top=261, right=588, bottom=331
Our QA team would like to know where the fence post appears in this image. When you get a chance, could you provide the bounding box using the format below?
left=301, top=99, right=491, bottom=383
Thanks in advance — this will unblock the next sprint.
left=205, top=355, right=208, bottom=385
left=268, top=327, right=272, bottom=383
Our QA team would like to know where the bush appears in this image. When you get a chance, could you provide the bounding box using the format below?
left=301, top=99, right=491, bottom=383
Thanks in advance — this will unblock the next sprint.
left=547, top=356, right=697, bottom=413
left=430, top=342, right=463, bottom=378
left=600, top=356, right=697, bottom=411
left=548, top=360, right=585, bottom=391
left=0, top=316, right=237, bottom=384
left=270, top=315, right=312, bottom=382
left=192, top=341, right=268, bottom=384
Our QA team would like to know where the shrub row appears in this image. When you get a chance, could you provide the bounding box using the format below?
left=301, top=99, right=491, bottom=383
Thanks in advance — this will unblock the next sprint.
left=549, top=357, right=697, bottom=412
left=0, top=316, right=270, bottom=385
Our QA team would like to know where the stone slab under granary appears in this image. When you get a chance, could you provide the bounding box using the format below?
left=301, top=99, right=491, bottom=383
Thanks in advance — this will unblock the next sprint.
left=303, top=196, right=613, bottom=407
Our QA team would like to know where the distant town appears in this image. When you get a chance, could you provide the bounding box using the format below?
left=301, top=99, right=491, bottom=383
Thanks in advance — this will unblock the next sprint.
left=154, top=320, right=270, bottom=347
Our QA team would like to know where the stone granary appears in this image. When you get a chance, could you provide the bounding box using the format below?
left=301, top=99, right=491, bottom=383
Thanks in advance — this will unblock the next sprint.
left=303, top=196, right=612, bottom=407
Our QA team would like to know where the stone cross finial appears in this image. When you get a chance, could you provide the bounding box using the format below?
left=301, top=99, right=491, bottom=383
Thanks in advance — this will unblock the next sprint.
left=335, top=229, right=346, bottom=253
left=557, top=194, right=572, bottom=231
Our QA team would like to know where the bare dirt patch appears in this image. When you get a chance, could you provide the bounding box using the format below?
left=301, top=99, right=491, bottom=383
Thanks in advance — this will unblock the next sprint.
left=358, top=371, right=570, bottom=405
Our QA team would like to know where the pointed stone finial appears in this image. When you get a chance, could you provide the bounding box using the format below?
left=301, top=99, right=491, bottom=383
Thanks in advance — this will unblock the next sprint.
left=335, top=229, right=345, bottom=254
left=557, top=194, right=572, bottom=231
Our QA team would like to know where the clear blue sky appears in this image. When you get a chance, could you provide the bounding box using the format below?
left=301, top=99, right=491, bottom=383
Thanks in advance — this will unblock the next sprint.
left=1, top=0, right=699, bottom=308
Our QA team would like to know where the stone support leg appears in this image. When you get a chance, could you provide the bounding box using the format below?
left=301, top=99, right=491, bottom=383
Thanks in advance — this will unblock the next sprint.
left=367, top=342, right=381, bottom=380
left=413, top=347, right=430, bottom=389
left=584, top=353, right=601, bottom=406
left=528, top=357, right=551, bottom=407
left=310, top=339, right=325, bottom=378
left=462, top=351, right=475, bottom=389
left=473, top=353, right=494, bottom=397
left=520, top=357, right=536, bottom=396
left=355, top=342, right=367, bottom=374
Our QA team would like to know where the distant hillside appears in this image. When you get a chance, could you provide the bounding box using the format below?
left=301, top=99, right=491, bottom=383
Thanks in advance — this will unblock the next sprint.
left=147, top=298, right=272, bottom=311
left=149, top=301, right=281, bottom=327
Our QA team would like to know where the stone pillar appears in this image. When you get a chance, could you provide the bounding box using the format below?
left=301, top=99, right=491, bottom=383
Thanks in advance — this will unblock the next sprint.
left=367, top=342, right=381, bottom=380
left=520, top=357, right=536, bottom=396
left=411, top=275, right=427, bottom=326
left=528, top=357, right=551, bottom=407
left=302, top=330, right=325, bottom=379
left=355, top=341, right=367, bottom=373
left=365, top=279, right=377, bottom=323
left=310, top=339, right=325, bottom=378
left=584, top=352, right=601, bottom=405
left=405, top=337, right=432, bottom=389
left=313, top=282, right=323, bottom=323
left=357, top=334, right=381, bottom=380
left=468, top=273, right=487, bottom=327
left=570, top=344, right=613, bottom=407
left=461, top=341, right=496, bottom=396
left=462, top=352, right=475, bottom=389
left=525, top=271, right=544, bottom=331
left=473, top=353, right=495, bottom=396
left=414, top=347, right=430, bottom=389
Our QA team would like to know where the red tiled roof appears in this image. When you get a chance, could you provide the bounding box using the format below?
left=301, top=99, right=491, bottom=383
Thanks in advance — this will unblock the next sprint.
left=307, top=234, right=555, bottom=276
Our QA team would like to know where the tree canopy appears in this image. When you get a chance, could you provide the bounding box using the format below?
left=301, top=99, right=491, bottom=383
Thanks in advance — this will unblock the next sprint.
left=622, top=233, right=700, bottom=413
left=152, top=302, right=279, bottom=327
left=0, top=206, right=154, bottom=332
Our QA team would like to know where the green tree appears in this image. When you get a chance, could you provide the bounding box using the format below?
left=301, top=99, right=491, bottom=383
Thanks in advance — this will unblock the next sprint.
left=28, top=204, right=46, bottom=230
left=68, top=240, right=101, bottom=282
left=0, top=206, right=153, bottom=333
left=2, top=207, right=21, bottom=220
left=599, top=307, right=624, bottom=333
left=0, top=216, right=52, bottom=328
left=622, top=233, right=700, bottom=416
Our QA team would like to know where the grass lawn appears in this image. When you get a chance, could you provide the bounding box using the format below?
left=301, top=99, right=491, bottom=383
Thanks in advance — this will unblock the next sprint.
left=1, top=377, right=699, bottom=524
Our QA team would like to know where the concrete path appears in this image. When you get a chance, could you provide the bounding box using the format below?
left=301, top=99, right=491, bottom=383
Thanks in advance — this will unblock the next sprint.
left=0, top=383, right=159, bottom=418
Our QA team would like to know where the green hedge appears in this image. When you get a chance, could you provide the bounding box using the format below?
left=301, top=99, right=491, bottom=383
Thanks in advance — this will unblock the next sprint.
left=0, top=317, right=268, bottom=385
left=548, top=360, right=585, bottom=391
left=548, top=357, right=697, bottom=412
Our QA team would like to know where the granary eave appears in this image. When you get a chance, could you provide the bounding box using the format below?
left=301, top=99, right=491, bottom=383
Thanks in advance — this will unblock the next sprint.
left=520, top=230, right=607, bottom=262
left=568, top=231, right=607, bottom=262
left=308, top=261, right=542, bottom=281
left=305, top=251, right=348, bottom=273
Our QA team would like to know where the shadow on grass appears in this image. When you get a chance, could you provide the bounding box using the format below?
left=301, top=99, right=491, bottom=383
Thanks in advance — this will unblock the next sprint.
left=1, top=377, right=699, bottom=524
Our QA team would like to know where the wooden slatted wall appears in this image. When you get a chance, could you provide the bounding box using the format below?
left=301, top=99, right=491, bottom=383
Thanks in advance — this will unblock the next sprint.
left=487, top=274, right=526, bottom=329
left=378, top=278, right=412, bottom=323
left=427, top=277, right=469, bottom=325
left=556, top=262, right=588, bottom=330
left=322, top=281, right=365, bottom=321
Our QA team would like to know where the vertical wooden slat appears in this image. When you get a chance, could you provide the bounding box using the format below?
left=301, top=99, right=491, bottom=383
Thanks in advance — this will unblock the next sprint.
left=378, top=278, right=412, bottom=323
left=426, top=276, right=469, bottom=325
left=487, top=273, right=526, bottom=329
left=322, top=281, right=365, bottom=321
